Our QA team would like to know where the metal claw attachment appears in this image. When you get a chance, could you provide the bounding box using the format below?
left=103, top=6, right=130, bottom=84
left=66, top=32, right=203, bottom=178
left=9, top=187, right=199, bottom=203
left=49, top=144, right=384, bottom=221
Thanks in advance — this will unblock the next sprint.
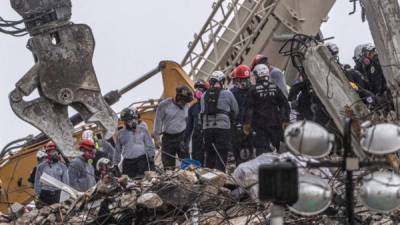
left=8, top=0, right=118, bottom=157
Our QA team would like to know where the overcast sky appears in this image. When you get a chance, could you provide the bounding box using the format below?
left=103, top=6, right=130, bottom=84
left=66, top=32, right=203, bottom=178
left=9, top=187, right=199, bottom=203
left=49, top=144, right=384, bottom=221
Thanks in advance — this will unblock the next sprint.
left=0, top=0, right=373, bottom=148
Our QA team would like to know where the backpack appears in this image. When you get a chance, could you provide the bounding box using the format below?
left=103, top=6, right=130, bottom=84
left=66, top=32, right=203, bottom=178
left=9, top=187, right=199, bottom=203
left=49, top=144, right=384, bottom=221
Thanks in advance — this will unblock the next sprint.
left=204, top=87, right=222, bottom=115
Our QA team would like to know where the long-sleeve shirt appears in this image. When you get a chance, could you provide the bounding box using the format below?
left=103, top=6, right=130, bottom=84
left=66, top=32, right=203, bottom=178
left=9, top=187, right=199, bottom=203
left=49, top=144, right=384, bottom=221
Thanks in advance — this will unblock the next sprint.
left=184, top=101, right=202, bottom=145
left=270, top=67, right=289, bottom=98
left=153, top=98, right=189, bottom=137
left=230, top=87, right=250, bottom=125
left=200, top=89, right=239, bottom=129
left=68, top=156, right=96, bottom=192
left=34, top=161, right=69, bottom=194
left=114, top=127, right=155, bottom=164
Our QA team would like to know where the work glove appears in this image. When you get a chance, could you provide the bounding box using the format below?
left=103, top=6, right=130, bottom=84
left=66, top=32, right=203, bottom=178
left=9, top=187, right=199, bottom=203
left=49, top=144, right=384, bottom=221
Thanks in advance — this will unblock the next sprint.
left=243, top=123, right=252, bottom=136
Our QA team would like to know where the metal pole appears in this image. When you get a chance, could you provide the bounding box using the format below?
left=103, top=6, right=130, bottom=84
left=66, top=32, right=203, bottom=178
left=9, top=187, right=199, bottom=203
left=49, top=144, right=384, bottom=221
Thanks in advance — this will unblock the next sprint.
left=270, top=204, right=285, bottom=225
left=344, top=118, right=355, bottom=225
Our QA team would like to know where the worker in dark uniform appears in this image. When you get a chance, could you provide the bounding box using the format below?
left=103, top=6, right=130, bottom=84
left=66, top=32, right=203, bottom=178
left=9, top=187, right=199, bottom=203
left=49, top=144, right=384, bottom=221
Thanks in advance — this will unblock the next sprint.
left=114, top=108, right=155, bottom=178
left=230, top=65, right=252, bottom=165
left=248, top=64, right=290, bottom=155
left=201, top=71, right=239, bottom=171
left=184, top=80, right=209, bottom=165
left=153, top=85, right=193, bottom=168
left=28, top=149, right=47, bottom=186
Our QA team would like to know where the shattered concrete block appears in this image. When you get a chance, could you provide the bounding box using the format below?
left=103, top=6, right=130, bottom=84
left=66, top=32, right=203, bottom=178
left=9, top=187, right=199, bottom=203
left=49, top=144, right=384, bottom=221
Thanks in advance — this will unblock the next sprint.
left=23, top=209, right=38, bottom=221
left=145, top=171, right=158, bottom=180
left=137, top=193, right=163, bottom=208
left=120, top=191, right=137, bottom=208
left=39, top=207, right=51, bottom=216
left=199, top=171, right=226, bottom=188
left=9, top=202, right=25, bottom=218
left=46, top=213, right=56, bottom=223
left=176, top=170, right=198, bottom=184
left=34, top=216, right=44, bottom=225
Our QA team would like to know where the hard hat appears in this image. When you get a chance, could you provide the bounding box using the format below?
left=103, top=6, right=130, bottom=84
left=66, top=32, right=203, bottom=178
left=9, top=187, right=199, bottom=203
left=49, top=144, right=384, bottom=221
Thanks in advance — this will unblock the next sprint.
left=36, top=150, right=47, bottom=159
left=353, top=43, right=370, bottom=61
left=250, top=54, right=268, bottom=70
left=325, top=42, right=339, bottom=55
left=96, top=157, right=111, bottom=171
left=208, top=70, right=226, bottom=83
left=362, top=43, right=375, bottom=52
left=79, top=139, right=95, bottom=151
left=194, top=79, right=210, bottom=90
left=82, top=130, right=94, bottom=141
left=231, top=65, right=251, bottom=79
left=252, top=64, right=270, bottom=78
left=120, top=108, right=138, bottom=121
left=45, top=141, right=57, bottom=152
left=176, top=85, right=193, bottom=97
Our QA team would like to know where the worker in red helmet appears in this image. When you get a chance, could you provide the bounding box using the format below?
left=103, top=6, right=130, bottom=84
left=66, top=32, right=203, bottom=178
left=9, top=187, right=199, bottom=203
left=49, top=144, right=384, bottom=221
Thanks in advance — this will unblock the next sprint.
left=250, top=54, right=288, bottom=98
left=184, top=79, right=209, bottom=164
left=230, top=65, right=253, bottom=165
left=34, top=141, right=68, bottom=207
left=68, top=139, right=97, bottom=192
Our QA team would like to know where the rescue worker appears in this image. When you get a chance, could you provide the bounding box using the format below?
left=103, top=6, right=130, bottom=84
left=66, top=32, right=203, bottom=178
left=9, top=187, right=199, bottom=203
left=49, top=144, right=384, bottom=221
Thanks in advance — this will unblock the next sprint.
left=201, top=71, right=239, bottom=171
left=360, top=44, right=388, bottom=96
left=114, top=108, right=155, bottom=178
left=34, top=141, right=69, bottom=206
left=230, top=65, right=252, bottom=165
left=250, top=54, right=288, bottom=98
left=184, top=80, right=209, bottom=165
left=153, top=85, right=193, bottom=168
left=68, top=139, right=97, bottom=192
left=28, top=149, right=47, bottom=186
left=248, top=64, right=290, bottom=155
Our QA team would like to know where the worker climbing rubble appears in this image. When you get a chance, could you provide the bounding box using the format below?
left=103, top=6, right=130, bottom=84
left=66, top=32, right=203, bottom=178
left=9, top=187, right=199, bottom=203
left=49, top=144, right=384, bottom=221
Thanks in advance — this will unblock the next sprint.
left=114, top=108, right=155, bottom=178
left=153, top=85, right=193, bottom=168
left=184, top=79, right=209, bottom=165
left=201, top=71, right=239, bottom=171
left=68, top=139, right=97, bottom=192
left=34, top=141, right=69, bottom=207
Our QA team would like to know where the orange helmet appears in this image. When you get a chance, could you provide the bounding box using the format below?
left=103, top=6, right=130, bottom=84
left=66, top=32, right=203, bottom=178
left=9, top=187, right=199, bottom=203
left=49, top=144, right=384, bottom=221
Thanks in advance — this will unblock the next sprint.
left=250, top=54, right=268, bottom=70
left=45, top=141, right=57, bottom=152
left=231, top=65, right=251, bottom=79
left=79, top=139, right=95, bottom=151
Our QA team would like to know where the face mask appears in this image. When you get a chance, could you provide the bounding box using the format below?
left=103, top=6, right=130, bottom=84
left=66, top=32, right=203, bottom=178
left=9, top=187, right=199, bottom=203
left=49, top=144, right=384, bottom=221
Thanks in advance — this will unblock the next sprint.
left=362, top=57, right=371, bottom=66
left=83, top=150, right=95, bottom=161
left=125, top=119, right=138, bottom=130
left=47, top=150, right=59, bottom=163
left=177, top=94, right=193, bottom=104
left=194, top=90, right=204, bottom=99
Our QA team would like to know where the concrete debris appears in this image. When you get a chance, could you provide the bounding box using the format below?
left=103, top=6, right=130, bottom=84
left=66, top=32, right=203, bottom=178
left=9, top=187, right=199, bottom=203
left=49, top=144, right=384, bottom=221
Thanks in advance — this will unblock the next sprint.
left=137, top=193, right=163, bottom=209
left=1, top=166, right=400, bottom=225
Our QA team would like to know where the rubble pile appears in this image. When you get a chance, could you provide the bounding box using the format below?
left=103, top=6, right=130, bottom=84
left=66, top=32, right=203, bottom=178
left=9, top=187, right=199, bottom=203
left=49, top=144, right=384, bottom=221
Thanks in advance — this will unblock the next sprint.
left=1, top=168, right=270, bottom=225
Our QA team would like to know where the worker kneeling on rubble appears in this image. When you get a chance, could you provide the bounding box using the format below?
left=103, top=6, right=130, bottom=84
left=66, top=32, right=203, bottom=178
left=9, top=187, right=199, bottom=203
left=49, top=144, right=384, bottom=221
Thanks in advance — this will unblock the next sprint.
left=68, top=139, right=97, bottom=192
left=201, top=71, right=238, bottom=171
left=153, top=85, right=193, bottom=168
left=114, top=108, right=155, bottom=178
left=34, top=141, right=69, bottom=207
left=247, top=64, right=290, bottom=155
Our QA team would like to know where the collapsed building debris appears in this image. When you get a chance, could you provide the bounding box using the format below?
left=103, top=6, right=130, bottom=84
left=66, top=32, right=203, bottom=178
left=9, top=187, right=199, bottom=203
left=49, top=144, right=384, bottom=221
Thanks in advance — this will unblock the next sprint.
left=0, top=153, right=399, bottom=225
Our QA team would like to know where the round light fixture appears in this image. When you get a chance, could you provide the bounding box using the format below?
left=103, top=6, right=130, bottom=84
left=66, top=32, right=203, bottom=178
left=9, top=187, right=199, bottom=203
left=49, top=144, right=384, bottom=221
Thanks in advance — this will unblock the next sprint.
left=288, top=175, right=332, bottom=216
left=359, top=171, right=400, bottom=212
left=360, top=123, right=400, bottom=155
left=284, top=121, right=334, bottom=159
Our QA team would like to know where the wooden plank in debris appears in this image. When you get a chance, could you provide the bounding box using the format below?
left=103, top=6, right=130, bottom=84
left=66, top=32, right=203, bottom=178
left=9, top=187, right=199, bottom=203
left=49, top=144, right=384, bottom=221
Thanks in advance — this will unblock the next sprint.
left=303, top=45, right=369, bottom=158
